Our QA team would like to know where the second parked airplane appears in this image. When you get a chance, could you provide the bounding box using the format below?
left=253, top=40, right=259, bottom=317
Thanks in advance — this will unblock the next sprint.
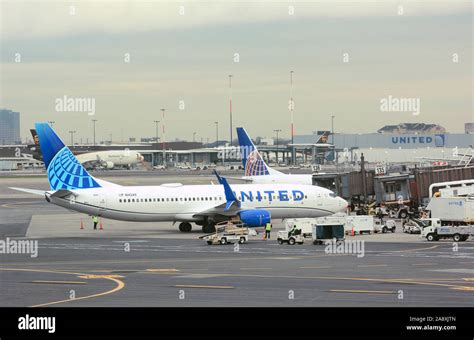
left=236, top=127, right=313, bottom=185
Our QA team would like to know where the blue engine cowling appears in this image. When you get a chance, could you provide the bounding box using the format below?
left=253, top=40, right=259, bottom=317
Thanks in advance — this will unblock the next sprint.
left=238, top=209, right=271, bottom=227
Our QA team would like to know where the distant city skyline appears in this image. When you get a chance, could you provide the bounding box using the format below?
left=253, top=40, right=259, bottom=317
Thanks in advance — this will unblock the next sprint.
left=0, top=109, right=20, bottom=144
left=1, top=1, right=472, bottom=143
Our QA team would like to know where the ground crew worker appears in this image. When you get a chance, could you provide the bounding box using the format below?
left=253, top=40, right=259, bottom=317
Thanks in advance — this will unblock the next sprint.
left=265, top=223, right=272, bottom=240
left=92, top=215, right=99, bottom=230
left=288, top=225, right=297, bottom=238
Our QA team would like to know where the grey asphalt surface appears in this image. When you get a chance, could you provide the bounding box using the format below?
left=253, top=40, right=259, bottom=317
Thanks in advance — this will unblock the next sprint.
left=1, top=172, right=474, bottom=307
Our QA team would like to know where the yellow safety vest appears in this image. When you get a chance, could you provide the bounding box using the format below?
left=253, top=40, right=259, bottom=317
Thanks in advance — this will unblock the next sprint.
left=92, top=216, right=98, bottom=223
left=265, top=223, right=271, bottom=231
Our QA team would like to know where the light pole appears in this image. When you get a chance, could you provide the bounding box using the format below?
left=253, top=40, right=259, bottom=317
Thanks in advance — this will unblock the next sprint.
left=153, top=120, right=160, bottom=142
left=92, top=119, right=98, bottom=146
left=193, top=132, right=196, bottom=143
left=68, top=130, right=76, bottom=146
left=274, top=129, right=282, bottom=164
left=228, top=75, right=233, bottom=146
left=331, top=115, right=335, bottom=144
left=215, top=121, right=224, bottom=166
left=161, top=109, right=166, bottom=166
left=289, top=70, right=294, bottom=145
left=289, top=70, right=295, bottom=165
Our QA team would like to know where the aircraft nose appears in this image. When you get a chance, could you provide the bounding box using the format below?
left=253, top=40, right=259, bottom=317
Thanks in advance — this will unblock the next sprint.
left=337, top=197, right=348, bottom=212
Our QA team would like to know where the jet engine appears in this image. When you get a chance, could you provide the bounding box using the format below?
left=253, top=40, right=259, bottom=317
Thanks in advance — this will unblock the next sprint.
left=238, top=209, right=271, bottom=227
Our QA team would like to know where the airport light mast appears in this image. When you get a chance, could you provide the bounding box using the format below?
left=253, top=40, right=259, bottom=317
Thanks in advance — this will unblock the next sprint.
left=215, top=121, right=224, bottom=166
left=161, top=109, right=166, bottom=166
left=228, top=74, right=233, bottom=146
left=289, top=71, right=294, bottom=145
left=68, top=130, right=76, bottom=146
left=289, top=71, right=295, bottom=165
left=92, top=119, right=98, bottom=146
left=274, top=129, right=282, bottom=164
left=153, top=120, right=160, bottom=142
left=331, top=115, right=335, bottom=145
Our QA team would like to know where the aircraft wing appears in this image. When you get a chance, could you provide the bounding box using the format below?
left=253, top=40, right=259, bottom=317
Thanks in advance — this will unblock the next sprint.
left=192, top=201, right=241, bottom=219
left=193, top=170, right=242, bottom=219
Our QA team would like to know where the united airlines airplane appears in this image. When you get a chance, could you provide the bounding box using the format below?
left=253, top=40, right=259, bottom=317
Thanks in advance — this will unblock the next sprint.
left=11, top=123, right=347, bottom=233
left=236, top=127, right=313, bottom=185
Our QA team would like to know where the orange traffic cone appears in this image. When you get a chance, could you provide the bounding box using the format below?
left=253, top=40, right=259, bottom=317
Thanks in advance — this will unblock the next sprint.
left=351, top=226, right=355, bottom=236
left=99, top=218, right=103, bottom=230
left=80, top=218, right=84, bottom=230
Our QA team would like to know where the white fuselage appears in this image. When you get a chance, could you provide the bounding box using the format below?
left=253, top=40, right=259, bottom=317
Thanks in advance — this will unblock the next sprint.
left=243, top=174, right=313, bottom=185
left=48, top=183, right=346, bottom=223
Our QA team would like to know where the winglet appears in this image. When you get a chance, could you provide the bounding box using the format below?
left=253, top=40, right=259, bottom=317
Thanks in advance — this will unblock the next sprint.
left=213, top=169, right=224, bottom=185
left=213, top=170, right=240, bottom=210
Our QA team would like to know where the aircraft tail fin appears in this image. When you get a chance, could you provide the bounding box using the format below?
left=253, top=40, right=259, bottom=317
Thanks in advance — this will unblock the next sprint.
left=236, top=127, right=282, bottom=176
left=35, top=123, right=102, bottom=191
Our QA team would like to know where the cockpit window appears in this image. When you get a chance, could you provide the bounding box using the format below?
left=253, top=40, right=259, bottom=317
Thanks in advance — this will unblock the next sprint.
left=329, top=192, right=337, bottom=198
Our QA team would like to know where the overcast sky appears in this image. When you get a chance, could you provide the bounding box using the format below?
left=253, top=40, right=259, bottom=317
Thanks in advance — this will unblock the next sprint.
left=1, top=0, right=472, bottom=143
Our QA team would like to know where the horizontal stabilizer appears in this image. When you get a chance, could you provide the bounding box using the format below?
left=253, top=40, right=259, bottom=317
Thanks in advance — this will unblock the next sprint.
left=224, top=176, right=253, bottom=182
left=9, top=187, right=46, bottom=196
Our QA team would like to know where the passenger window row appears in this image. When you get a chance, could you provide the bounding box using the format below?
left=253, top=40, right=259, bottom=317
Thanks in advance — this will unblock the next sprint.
left=118, top=194, right=308, bottom=203
left=119, top=196, right=223, bottom=203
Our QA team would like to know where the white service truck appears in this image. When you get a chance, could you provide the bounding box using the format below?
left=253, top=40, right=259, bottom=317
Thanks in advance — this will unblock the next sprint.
left=421, top=196, right=474, bottom=242
left=345, top=216, right=375, bottom=235
left=420, top=218, right=471, bottom=242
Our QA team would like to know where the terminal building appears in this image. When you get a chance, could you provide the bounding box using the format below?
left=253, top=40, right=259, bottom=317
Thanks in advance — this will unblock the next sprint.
left=295, top=123, right=474, bottom=164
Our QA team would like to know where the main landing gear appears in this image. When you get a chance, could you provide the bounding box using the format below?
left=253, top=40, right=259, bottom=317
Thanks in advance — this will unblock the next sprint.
left=178, top=222, right=192, bottom=232
left=178, top=221, right=215, bottom=233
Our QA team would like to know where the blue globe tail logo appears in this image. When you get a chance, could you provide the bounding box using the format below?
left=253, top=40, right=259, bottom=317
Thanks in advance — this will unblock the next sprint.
left=244, top=150, right=269, bottom=176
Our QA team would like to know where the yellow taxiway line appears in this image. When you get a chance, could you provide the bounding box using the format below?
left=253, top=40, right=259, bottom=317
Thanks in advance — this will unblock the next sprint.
left=0, top=268, right=125, bottom=307
left=195, top=272, right=474, bottom=292
left=30, top=280, right=87, bottom=285
left=1, top=201, right=42, bottom=209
